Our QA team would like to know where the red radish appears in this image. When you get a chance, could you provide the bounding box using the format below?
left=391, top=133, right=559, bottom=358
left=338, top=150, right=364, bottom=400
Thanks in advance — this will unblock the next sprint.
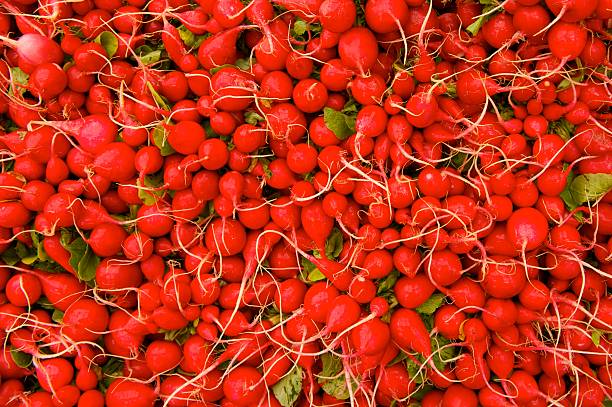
left=506, top=207, right=549, bottom=251
left=390, top=308, right=431, bottom=356
left=62, top=298, right=109, bottom=342
left=95, top=257, right=143, bottom=291
left=254, top=20, right=290, bottom=71
left=324, top=294, right=361, bottom=333
left=545, top=0, right=598, bottom=22
left=2, top=33, right=64, bottom=67
left=5, top=273, right=41, bottom=306
left=365, top=0, right=409, bottom=34
left=300, top=200, right=334, bottom=253
left=222, top=366, right=265, bottom=405
left=319, top=0, right=357, bottom=33
left=405, top=92, right=439, bottom=128
left=338, top=27, right=379, bottom=74
left=350, top=317, right=390, bottom=355
left=23, top=269, right=85, bottom=311
left=304, top=282, right=340, bottom=323
left=204, top=218, right=247, bottom=256
left=394, top=274, right=436, bottom=309
left=547, top=22, right=588, bottom=60
left=105, top=379, right=156, bottom=407
left=42, top=234, right=77, bottom=276
left=36, top=358, right=74, bottom=392
left=197, top=26, right=243, bottom=69
left=48, top=114, right=118, bottom=154
left=0, top=201, right=32, bottom=228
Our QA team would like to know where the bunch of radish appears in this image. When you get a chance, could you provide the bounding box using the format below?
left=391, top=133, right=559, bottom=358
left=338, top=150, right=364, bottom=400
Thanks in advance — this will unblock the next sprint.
left=0, top=0, right=610, bottom=405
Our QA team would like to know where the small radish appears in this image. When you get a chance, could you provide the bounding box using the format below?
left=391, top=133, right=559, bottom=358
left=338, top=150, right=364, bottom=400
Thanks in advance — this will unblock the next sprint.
left=1, top=33, right=64, bottom=68
left=390, top=308, right=431, bottom=356
left=547, top=22, right=588, bottom=60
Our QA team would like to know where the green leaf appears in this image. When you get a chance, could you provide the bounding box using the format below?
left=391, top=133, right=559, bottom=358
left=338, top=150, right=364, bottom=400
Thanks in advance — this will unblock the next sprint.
left=138, top=172, right=165, bottom=205
left=548, top=118, right=575, bottom=142
left=261, top=158, right=273, bottom=179
left=1, top=246, right=20, bottom=266
left=147, top=82, right=170, bottom=111
left=450, top=152, right=469, bottom=170
left=308, top=268, right=326, bottom=282
left=415, top=293, right=445, bottom=315
left=323, top=107, right=355, bottom=140
left=560, top=170, right=578, bottom=210
left=317, top=354, right=356, bottom=400
left=101, top=357, right=124, bottom=375
left=563, top=173, right=612, bottom=207
left=301, top=257, right=326, bottom=282
left=499, top=105, right=514, bottom=121
left=245, top=111, right=264, bottom=125
left=421, top=312, right=434, bottom=332
left=319, top=353, right=342, bottom=377
left=411, top=384, right=434, bottom=401
left=466, top=4, right=497, bottom=36
left=292, top=19, right=309, bottom=37
left=139, top=49, right=162, bottom=65
left=320, top=375, right=356, bottom=400
left=76, top=245, right=99, bottom=282
left=388, top=351, right=408, bottom=366
left=59, top=233, right=99, bottom=282
left=177, top=25, right=196, bottom=47
left=377, top=269, right=400, bottom=295
left=325, top=228, right=344, bottom=259
left=68, top=238, right=86, bottom=271
left=406, top=357, right=426, bottom=384
left=235, top=58, right=251, bottom=71
left=52, top=309, right=64, bottom=323
left=94, top=31, right=118, bottom=58
left=272, top=366, right=303, bottom=407
left=10, top=348, right=32, bottom=368
left=557, top=58, right=585, bottom=90
left=20, top=255, right=38, bottom=265
left=431, top=335, right=456, bottom=371
left=9, top=67, right=28, bottom=96
left=31, top=232, right=49, bottom=262
left=152, top=122, right=176, bottom=156
left=5, top=239, right=49, bottom=267
left=15, top=242, right=30, bottom=259
left=161, top=321, right=198, bottom=344
left=604, top=399, right=612, bottom=407
left=191, top=34, right=210, bottom=49
left=209, top=64, right=236, bottom=75
left=341, top=99, right=358, bottom=115
left=591, top=329, right=603, bottom=347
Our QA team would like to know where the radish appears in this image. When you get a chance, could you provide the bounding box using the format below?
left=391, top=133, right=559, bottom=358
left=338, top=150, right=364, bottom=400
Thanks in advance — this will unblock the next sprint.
left=545, top=0, right=598, bottom=22
left=547, top=22, right=588, bottom=60
left=319, top=0, right=357, bottom=33
left=349, top=317, right=390, bottom=355
left=5, top=273, right=41, bottom=306
left=222, top=366, right=265, bottom=405
left=23, top=269, right=85, bottom=311
left=506, top=207, right=549, bottom=251
left=105, top=379, right=156, bottom=407
left=338, top=27, right=379, bottom=74
left=254, top=19, right=290, bottom=71
left=390, top=308, right=431, bottom=356
left=1, top=33, right=64, bottom=68
left=197, top=26, right=243, bottom=70
left=42, top=234, right=77, bottom=276
left=1, top=0, right=610, bottom=402
left=365, top=0, right=409, bottom=34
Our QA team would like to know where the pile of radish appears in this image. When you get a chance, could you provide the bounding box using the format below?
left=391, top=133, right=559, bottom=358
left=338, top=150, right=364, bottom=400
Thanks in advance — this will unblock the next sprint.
left=0, top=0, right=611, bottom=405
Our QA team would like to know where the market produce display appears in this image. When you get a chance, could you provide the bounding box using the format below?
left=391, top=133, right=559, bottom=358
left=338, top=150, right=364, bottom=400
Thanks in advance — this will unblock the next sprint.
left=0, top=0, right=611, bottom=405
